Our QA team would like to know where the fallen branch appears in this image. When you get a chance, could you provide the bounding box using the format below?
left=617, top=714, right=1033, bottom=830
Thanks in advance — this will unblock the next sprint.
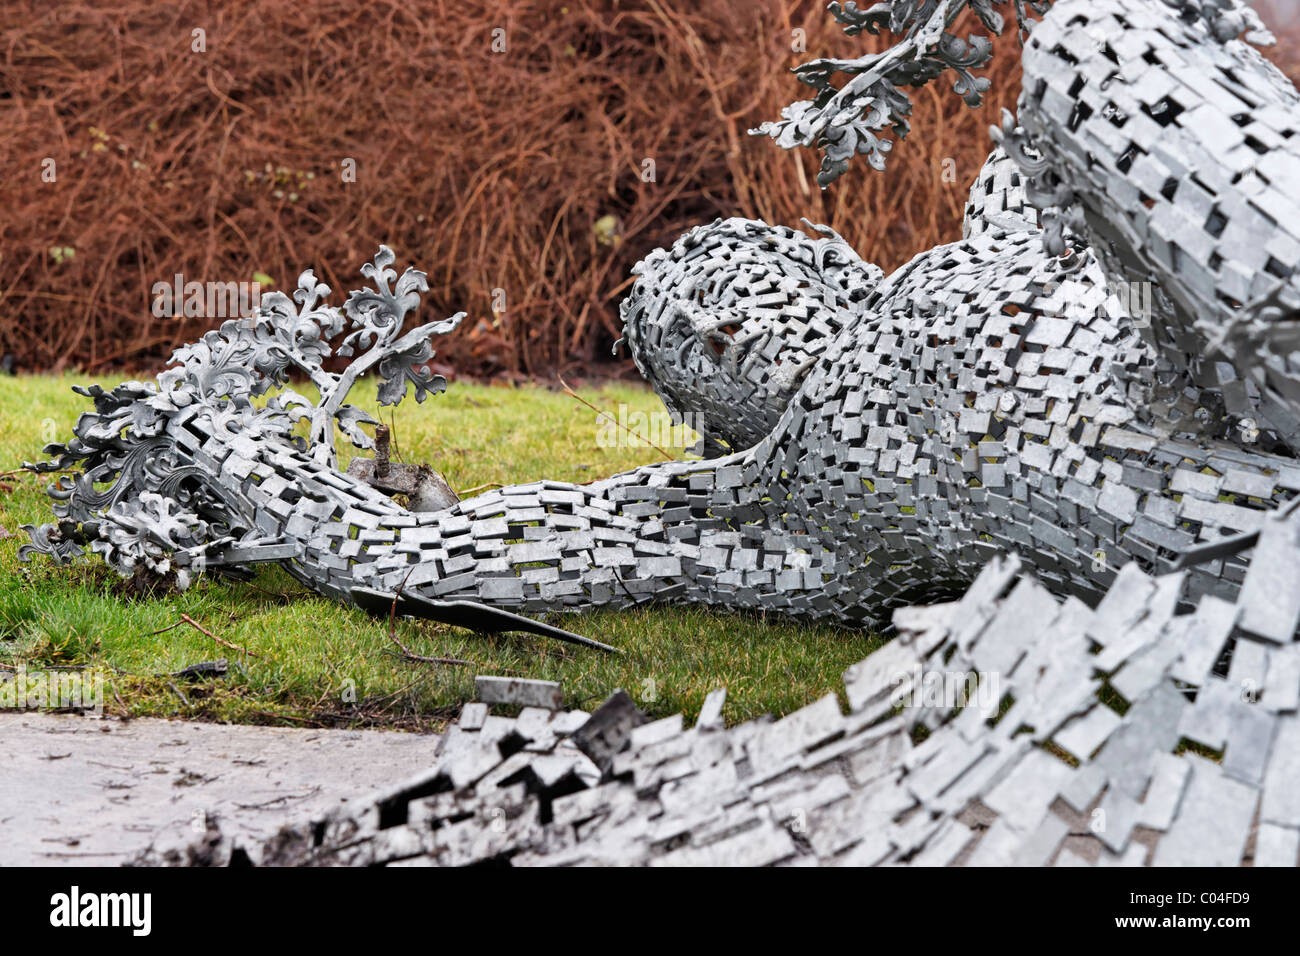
left=387, top=566, right=475, bottom=667
left=149, top=614, right=260, bottom=658
left=165, top=681, right=190, bottom=707
left=234, top=788, right=321, bottom=810
left=457, top=481, right=505, bottom=497
left=252, top=710, right=324, bottom=726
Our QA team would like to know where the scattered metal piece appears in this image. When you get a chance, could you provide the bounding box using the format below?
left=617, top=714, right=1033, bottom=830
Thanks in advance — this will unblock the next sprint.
left=168, top=659, right=229, bottom=681
left=350, top=587, right=617, bottom=654
left=345, top=424, right=459, bottom=512
left=475, top=676, right=562, bottom=711
left=140, top=537, right=1300, bottom=868
left=569, top=689, right=647, bottom=776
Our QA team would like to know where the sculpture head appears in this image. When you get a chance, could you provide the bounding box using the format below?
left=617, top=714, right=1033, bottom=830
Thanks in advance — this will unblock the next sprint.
left=619, top=217, right=882, bottom=452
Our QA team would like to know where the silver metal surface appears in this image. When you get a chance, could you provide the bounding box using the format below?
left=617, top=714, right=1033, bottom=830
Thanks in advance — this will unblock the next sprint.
left=26, top=0, right=1300, bottom=866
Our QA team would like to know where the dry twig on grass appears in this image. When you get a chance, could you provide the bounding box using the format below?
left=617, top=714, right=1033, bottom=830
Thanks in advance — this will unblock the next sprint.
left=148, top=613, right=259, bottom=658
left=559, top=375, right=675, bottom=460
left=385, top=566, right=475, bottom=668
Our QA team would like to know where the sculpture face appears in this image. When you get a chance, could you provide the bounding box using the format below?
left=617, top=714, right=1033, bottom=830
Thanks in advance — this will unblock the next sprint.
left=619, top=218, right=883, bottom=453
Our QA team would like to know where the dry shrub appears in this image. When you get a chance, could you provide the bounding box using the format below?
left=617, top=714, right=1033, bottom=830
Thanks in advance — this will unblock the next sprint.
left=1, top=1, right=1297, bottom=378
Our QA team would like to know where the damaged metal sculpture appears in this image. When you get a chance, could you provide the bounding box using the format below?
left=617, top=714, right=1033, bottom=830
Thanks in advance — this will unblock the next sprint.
left=23, top=0, right=1300, bottom=636
left=18, top=247, right=609, bottom=651
left=25, top=0, right=1300, bottom=865
left=139, top=533, right=1300, bottom=867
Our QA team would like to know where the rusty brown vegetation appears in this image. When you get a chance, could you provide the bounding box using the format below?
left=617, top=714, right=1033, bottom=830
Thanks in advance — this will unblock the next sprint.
left=2, top=1, right=1297, bottom=378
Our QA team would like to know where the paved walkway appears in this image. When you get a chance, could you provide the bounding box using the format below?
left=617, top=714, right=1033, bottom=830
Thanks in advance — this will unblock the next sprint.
left=0, top=712, right=439, bottom=865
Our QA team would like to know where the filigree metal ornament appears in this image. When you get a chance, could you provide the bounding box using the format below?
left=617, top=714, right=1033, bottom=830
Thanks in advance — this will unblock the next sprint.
left=24, top=247, right=460, bottom=581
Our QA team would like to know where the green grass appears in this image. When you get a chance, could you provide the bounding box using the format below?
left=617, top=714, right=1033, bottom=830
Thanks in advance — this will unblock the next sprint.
left=0, top=374, right=878, bottom=730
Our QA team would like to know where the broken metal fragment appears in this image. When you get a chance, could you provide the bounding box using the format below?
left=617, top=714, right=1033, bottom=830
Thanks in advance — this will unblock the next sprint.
left=475, top=676, right=563, bottom=711
left=569, top=689, right=648, bottom=776
left=345, top=425, right=460, bottom=512
left=350, top=587, right=617, bottom=653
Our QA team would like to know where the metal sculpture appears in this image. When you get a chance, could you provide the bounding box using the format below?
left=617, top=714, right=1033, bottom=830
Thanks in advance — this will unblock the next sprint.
left=25, top=0, right=1300, bottom=865
left=21, top=0, right=1300, bottom=632
left=142, top=535, right=1300, bottom=867
left=618, top=217, right=882, bottom=455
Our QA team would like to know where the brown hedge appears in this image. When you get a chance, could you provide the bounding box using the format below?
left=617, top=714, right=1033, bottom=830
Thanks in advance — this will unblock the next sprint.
left=2, top=1, right=1297, bottom=378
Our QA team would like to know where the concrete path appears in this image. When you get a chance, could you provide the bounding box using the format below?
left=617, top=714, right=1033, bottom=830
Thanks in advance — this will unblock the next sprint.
left=0, top=712, right=439, bottom=866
